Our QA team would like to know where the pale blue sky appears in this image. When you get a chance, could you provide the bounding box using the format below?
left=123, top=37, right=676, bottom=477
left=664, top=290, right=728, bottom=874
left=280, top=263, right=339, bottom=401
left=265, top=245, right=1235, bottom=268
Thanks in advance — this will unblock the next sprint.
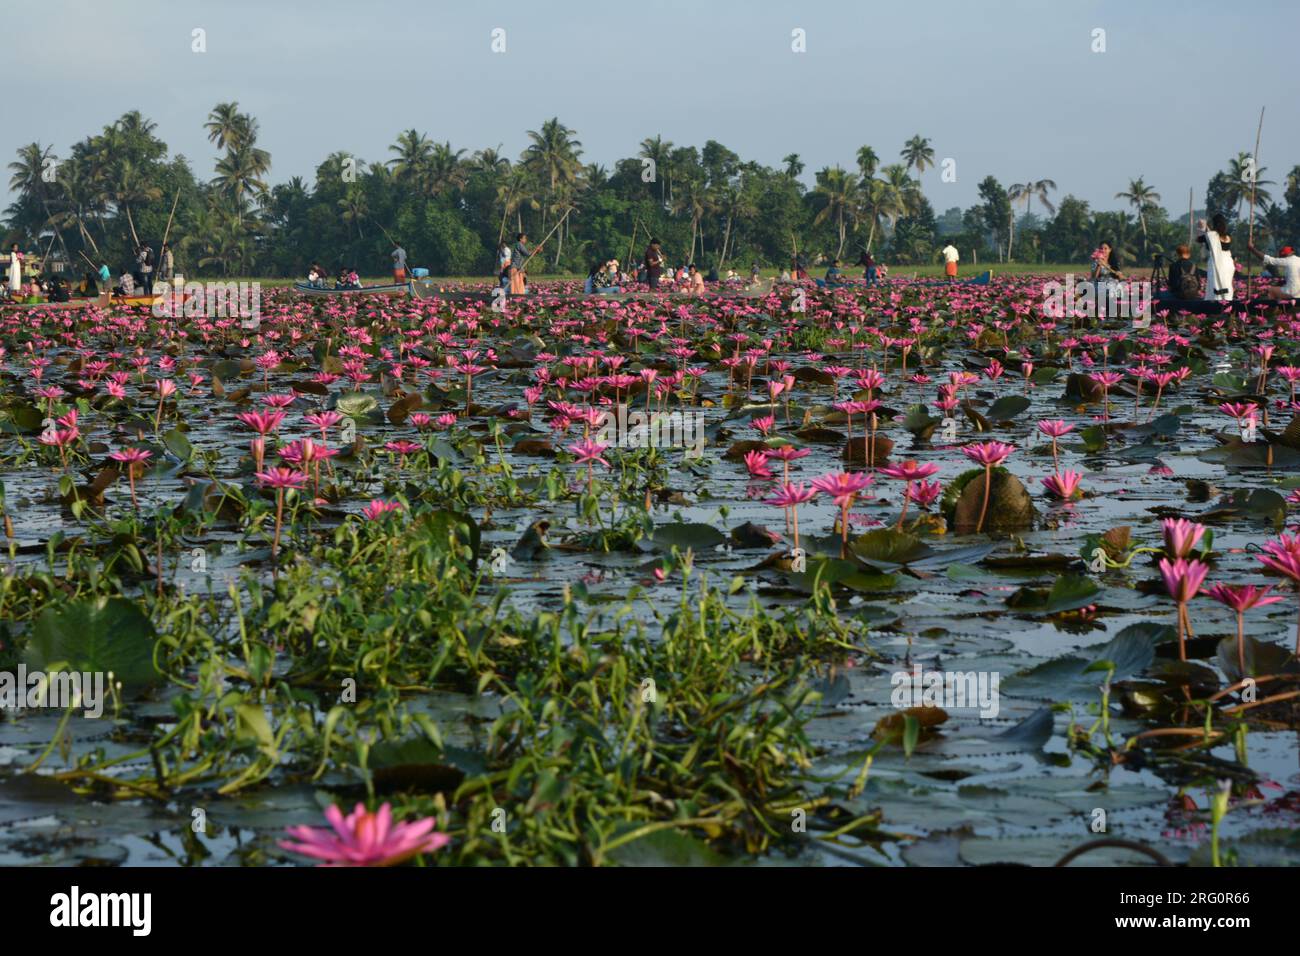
left=4, top=0, right=1295, bottom=216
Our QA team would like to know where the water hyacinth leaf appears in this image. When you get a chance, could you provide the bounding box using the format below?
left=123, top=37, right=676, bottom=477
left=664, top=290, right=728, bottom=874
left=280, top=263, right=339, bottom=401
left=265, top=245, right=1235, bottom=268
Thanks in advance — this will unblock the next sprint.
left=1, top=403, right=44, bottom=434
left=605, top=827, right=731, bottom=867
left=949, top=469, right=1037, bottom=534
left=335, top=393, right=379, bottom=419
left=1150, top=413, right=1181, bottom=437
left=1211, top=371, right=1248, bottom=391
left=24, top=597, right=162, bottom=697
left=992, top=707, right=1054, bottom=749
left=651, top=522, right=726, bottom=551
left=984, top=395, right=1031, bottom=422
left=162, top=427, right=193, bottom=460
left=1004, top=574, right=1099, bottom=615
left=1078, top=425, right=1107, bottom=452
left=210, top=359, right=246, bottom=382
left=850, top=529, right=930, bottom=567
left=386, top=393, right=424, bottom=425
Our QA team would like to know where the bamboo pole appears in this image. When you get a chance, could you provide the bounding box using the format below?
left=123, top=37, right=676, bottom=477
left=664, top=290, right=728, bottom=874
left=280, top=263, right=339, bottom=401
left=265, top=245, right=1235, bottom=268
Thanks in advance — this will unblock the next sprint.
left=157, top=188, right=181, bottom=278
left=518, top=206, right=571, bottom=272
left=1246, top=107, right=1265, bottom=286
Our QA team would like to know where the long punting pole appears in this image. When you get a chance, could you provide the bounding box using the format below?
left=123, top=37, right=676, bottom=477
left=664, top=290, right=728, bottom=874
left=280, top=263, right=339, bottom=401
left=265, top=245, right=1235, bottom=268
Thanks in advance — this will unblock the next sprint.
left=519, top=206, right=572, bottom=272
left=1246, top=106, right=1265, bottom=285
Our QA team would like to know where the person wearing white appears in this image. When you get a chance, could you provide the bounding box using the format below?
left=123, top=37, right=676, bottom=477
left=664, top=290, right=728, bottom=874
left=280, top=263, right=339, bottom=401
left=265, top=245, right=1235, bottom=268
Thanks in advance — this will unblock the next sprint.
left=941, top=243, right=959, bottom=281
left=1197, top=216, right=1235, bottom=302
left=7, top=244, right=21, bottom=293
left=497, top=241, right=512, bottom=290
left=1247, top=240, right=1300, bottom=299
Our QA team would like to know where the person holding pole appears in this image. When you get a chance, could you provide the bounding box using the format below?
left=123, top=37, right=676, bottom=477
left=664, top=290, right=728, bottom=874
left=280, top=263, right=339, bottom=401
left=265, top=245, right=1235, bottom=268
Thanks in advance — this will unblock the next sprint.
left=1245, top=240, right=1300, bottom=300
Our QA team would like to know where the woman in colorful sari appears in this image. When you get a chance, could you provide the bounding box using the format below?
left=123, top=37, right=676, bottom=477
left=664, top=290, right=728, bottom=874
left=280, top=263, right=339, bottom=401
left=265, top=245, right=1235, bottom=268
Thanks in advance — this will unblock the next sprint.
left=510, top=233, right=531, bottom=295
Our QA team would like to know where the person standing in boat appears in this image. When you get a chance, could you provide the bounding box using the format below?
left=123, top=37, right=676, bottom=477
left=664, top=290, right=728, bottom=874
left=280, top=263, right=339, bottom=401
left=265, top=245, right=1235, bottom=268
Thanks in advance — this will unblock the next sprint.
left=7, top=244, right=22, bottom=294
left=160, top=243, right=174, bottom=282
left=1196, top=215, right=1234, bottom=302
left=497, top=240, right=512, bottom=291
left=792, top=251, right=809, bottom=281
left=857, top=248, right=876, bottom=285
left=644, top=239, right=665, bottom=290
left=137, top=243, right=155, bottom=296
left=941, top=242, right=960, bottom=282
left=391, top=242, right=408, bottom=283
left=510, top=232, right=532, bottom=295
left=1089, top=241, right=1125, bottom=318
left=1245, top=240, right=1300, bottom=301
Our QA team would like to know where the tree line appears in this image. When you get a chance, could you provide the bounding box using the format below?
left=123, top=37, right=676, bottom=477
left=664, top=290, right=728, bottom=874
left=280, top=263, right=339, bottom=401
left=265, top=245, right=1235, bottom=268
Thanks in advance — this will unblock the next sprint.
left=5, top=108, right=1300, bottom=278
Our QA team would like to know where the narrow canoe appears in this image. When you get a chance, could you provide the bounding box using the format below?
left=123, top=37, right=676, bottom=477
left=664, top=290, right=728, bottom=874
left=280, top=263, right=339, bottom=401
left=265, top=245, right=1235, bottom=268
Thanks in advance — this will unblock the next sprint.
left=293, top=281, right=412, bottom=297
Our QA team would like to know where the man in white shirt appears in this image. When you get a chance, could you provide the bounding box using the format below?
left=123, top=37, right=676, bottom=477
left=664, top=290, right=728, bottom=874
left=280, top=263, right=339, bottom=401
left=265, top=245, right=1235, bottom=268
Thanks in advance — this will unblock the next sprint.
left=1247, top=241, right=1300, bottom=299
left=942, top=243, right=959, bottom=281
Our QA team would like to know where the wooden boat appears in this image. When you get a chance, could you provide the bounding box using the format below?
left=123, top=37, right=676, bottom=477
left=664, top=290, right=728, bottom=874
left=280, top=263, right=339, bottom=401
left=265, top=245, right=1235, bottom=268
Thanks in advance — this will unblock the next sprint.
left=111, top=294, right=157, bottom=307
left=915, top=269, right=993, bottom=288
left=1149, top=292, right=1292, bottom=316
left=0, top=298, right=87, bottom=312
left=410, top=279, right=768, bottom=307
left=293, top=281, right=413, bottom=297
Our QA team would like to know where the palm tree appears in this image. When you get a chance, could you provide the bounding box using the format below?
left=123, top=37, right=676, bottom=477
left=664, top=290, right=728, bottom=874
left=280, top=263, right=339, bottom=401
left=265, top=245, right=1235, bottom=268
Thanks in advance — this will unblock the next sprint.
left=8, top=142, right=76, bottom=264
left=639, top=135, right=674, bottom=205
left=716, top=181, right=757, bottom=267
left=673, top=174, right=710, bottom=263
left=525, top=119, right=583, bottom=236
left=1006, top=179, right=1057, bottom=260
left=205, top=103, right=244, bottom=152
left=116, top=111, right=159, bottom=140
left=813, top=166, right=860, bottom=258
left=900, top=136, right=935, bottom=182
left=881, top=164, right=920, bottom=217
left=496, top=165, right=538, bottom=244
left=783, top=153, right=805, bottom=178
left=856, top=145, right=880, bottom=181
left=115, top=159, right=162, bottom=246
left=1114, top=177, right=1158, bottom=250
left=1225, top=152, right=1274, bottom=222
left=213, top=146, right=269, bottom=222
left=388, top=129, right=434, bottom=183
left=858, top=177, right=906, bottom=252
left=472, top=146, right=510, bottom=175
left=425, top=142, right=467, bottom=197
left=338, top=185, right=369, bottom=240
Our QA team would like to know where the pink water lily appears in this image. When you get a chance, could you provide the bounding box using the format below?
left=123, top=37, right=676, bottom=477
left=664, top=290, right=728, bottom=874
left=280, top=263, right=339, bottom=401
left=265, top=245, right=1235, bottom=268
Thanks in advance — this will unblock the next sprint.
left=961, top=441, right=1015, bottom=534
left=109, top=447, right=153, bottom=511
left=280, top=801, right=450, bottom=867
left=1203, top=583, right=1284, bottom=673
left=811, top=471, right=873, bottom=558
left=1042, top=470, right=1083, bottom=501
left=1159, top=557, right=1210, bottom=661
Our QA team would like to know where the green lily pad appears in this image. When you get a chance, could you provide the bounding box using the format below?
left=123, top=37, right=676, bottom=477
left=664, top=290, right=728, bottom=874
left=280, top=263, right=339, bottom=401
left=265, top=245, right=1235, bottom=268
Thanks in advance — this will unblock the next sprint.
left=23, top=597, right=161, bottom=697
